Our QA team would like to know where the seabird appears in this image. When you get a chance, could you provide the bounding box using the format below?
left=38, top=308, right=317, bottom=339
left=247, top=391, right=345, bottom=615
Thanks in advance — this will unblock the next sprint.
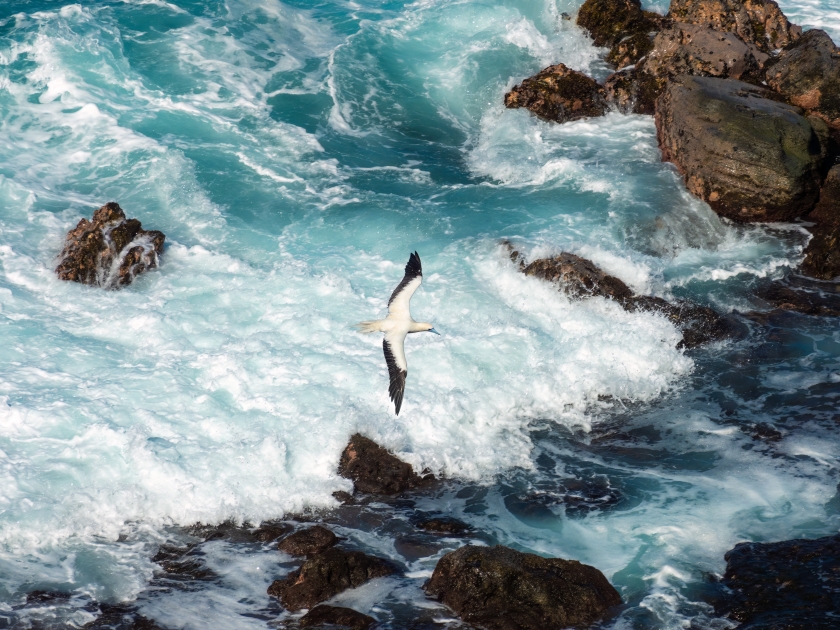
left=356, top=252, right=439, bottom=415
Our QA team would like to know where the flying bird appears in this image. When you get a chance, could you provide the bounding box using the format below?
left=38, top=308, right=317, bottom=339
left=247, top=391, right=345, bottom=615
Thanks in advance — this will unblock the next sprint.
left=356, top=252, right=439, bottom=415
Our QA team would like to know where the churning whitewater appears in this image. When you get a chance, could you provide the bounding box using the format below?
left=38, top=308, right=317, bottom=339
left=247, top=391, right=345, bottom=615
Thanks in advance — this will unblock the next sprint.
left=1, top=0, right=839, bottom=628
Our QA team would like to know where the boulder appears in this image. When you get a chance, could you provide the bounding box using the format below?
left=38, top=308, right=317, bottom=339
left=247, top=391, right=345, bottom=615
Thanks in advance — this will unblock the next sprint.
left=415, top=517, right=472, bottom=536
left=267, top=548, right=394, bottom=611
left=668, top=0, right=801, bottom=53
left=338, top=434, right=433, bottom=495
left=55, top=202, right=165, bottom=288
left=277, top=526, right=338, bottom=557
left=300, top=605, right=375, bottom=629
left=754, top=280, right=840, bottom=316
left=655, top=75, right=830, bottom=222
left=576, top=0, right=667, bottom=69
left=802, top=165, right=840, bottom=280
left=604, top=67, right=663, bottom=115
left=765, top=29, right=840, bottom=130
left=624, top=295, right=744, bottom=348
left=719, top=534, right=840, bottom=628
left=522, top=253, right=634, bottom=301
left=504, top=64, right=607, bottom=123
left=424, top=545, right=621, bottom=629
left=83, top=603, right=164, bottom=630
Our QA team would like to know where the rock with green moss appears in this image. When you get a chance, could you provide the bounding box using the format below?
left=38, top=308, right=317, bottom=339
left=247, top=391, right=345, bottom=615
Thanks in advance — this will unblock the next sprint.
left=656, top=75, right=830, bottom=222
left=504, top=63, right=607, bottom=123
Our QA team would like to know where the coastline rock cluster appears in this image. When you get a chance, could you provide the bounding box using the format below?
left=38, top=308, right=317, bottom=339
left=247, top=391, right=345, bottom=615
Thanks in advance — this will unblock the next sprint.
left=506, top=0, right=840, bottom=283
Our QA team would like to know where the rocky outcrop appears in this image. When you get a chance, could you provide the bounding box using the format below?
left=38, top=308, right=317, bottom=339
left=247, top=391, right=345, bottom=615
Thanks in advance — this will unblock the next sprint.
left=754, top=279, right=840, bottom=316
left=765, top=29, right=840, bottom=130
left=523, top=253, right=634, bottom=302
left=668, top=0, right=801, bottom=53
left=415, top=517, right=472, bottom=535
left=300, top=605, right=375, bottom=629
left=277, top=526, right=338, bottom=557
left=504, top=64, right=607, bottom=123
left=718, top=534, right=840, bottom=628
left=576, top=0, right=667, bottom=69
left=802, top=165, right=840, bottom=280
left=425, top=545, right=621, bottom=629
left=267, top=548, right=394, bottom=611
left=603, top=67, right=663, bottom=115
left=55, top=202, right=165, bottom=288
left=338, top=434, right=434, bottom=495
left=656, top=75, right=830, bottom=222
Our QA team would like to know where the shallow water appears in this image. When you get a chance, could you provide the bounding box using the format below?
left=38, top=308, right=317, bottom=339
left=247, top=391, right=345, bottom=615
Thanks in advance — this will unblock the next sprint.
left=1, top=0, right=839, bottom=628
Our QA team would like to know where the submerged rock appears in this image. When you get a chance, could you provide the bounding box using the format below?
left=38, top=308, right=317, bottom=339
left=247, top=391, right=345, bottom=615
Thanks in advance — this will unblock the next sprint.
left=765, top=28, right=840, bottom=130
left=425, top=545, right=621, bottom=629
left=151, top=544, right=215, bottom=581
left=277, top=526, right=338, bottom=557
left=300, top=605, right=375, bottom=629
left=267, top=547, right=394, bottom=611
left=656, top=75, right=830, bottom=222
left=576, top=0, right=666, bottom=69
left=754, top=279, right=840, bottom=316
left=414, top=517, right=472, bottom=536
left=55, top=202, right=165, bottom=288
left=802, top=165, right=840, bottom=280
left=719, top=533, right=840, bottom=628
left=624, top=295, right=744, bottom=349
left=83, top=603, right=165, bottom=630
left=504, top=64, right=607, bottom=123
left=668, top=0, right=801, bottom=53
left=338, top=434, right=433, bottom=495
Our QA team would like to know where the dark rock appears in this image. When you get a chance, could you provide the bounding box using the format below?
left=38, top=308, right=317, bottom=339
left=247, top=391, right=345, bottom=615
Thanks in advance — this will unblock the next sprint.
left=83, top=604, right=164, bottom=630
left=765, top=29, right=840, bottom=130
left=668, top=0, right=801, bottom=53
left=754, top=280, right=840, bottom=316
left=623, top=295, right=743, bottom=349
left=394, top=535, right=443, bottom=561
left=557, top=477, right=623, bottom=515
left=300, top=605, right=375, bottom=629
left=338, top=434, right=433, bottom=495
left=719, top=534, right=840, bottom=628
left=55, top=202, right=165, bottom=288
left=802, top=165, right=840, bottom=280
left=744, top=423, right=783, bottom=441
left=522, top=253, right=634, bottom=301
left=151, top=544, right=214, bottom=580
left=415, top=517, right=472, bottom=536
left=267, top=547, right=395, bottom=611
left=576, top=0, right=667, bottom=68
left=655, top=75, right=830, bottom=222
left=604, top=67, right=664, bottom=114
left=253, top=522, right=293, bottom=543
left=278, top=526, right=338, bottom=556
left=424, top=545, right=621, bottom=629
left=504, top=64, right=607, bottom=123
left=25, top=590, right=71, bottom=604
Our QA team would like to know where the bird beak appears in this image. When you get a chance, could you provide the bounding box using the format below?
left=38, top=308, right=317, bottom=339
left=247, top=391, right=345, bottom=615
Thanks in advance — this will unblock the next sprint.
left=429, top=328, right=440, bottom=335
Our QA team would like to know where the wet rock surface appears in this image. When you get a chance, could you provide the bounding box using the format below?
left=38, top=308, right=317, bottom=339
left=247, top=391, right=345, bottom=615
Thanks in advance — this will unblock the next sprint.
left=604, top=66, right=663, bottom=114
left=424, top=545, right=622, bottom=629
left=83, top=603, right=165, bottom=630
left=504, top=63, right=607, bottom=123
left=55, top=202, right=165, bottom=288
left=151, top=543, right=215, bottom=581
left=802, top=165, right=840, bottom=280
left=754, top=277, right=840, bottom=316
left=414, top=516, right=472, bottom=536
left=299, top=605, right=376, bottom=629
left=576, top=0, right=666, bottom=69
left=523, top=253, right=634, bottom=301
left=338, top=434, right=434, bottom=495
left=656, top=75, right=829, bottom=222
left=278, top=525, right=339, bottom=556
left=718, top=534, right=840, bottom=628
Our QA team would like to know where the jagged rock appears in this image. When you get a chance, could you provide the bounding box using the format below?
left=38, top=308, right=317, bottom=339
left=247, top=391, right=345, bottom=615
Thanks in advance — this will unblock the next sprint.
left=754, top=280, right=840, bottom=316
left=300, top=605, right=375, bottom=629
left=338, top=434, right=434, bottom=495
left=267, top=548, right=394, bottom=611
left=802, top=165, right=840, bottom=280
left=151, top=544, right=215, bottom=580
left=25, top=590, right=71, bottom=604
left=604, top=67, right=663, bottom=114
left=415, top=517, right=472, bottom=536
left=83, top=603, right=164, bottom=630
left=277, top=526, right=338, bottom=556
left=718, top=534, right=840, bottom=628
left=425, top=545, right=621, bottom=629
left=576, top=0, right=667, bottom=69
left=55, top=202, right=165, bottom=288
left=523, top=253, right=634, bottom=301
left=504, top=64, right=607, bottom=123
left=668, top=0, right=801, bottom=53
left=656, top=75, right=830, bottom=222
left=624, top=295, right=743, bottom=348
left=765, top=29, right=840, bottom=130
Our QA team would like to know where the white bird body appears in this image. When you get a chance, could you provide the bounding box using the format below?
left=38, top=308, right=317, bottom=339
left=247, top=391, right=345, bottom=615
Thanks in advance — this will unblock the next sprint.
left=356, top=252, right=438, bottom=415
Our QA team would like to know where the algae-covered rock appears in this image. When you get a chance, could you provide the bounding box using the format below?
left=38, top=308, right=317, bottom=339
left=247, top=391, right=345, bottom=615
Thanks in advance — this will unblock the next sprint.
left=577, top=0, right=667, bottom=68
left=504, top=64, right=607, bottom=123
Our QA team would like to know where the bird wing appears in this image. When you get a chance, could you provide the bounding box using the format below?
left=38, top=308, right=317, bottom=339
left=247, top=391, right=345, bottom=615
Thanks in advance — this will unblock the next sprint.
left=383, top=331, right=408, bottom=415
left=388, top=251, right=422, bottom=319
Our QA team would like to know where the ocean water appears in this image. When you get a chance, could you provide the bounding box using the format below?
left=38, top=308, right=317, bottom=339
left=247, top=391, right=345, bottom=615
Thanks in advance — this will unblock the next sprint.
left=1, top=0, right=839, bottom=628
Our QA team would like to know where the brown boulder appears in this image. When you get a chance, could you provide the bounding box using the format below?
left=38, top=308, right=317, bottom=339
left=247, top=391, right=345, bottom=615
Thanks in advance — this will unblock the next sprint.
left=802, top=165, right=840, bottom=280
left=338, top=434, right=433, bottom=495
left=55, top=202, right=165, bottom=288
left=576, top=0, right=667, bottom=69
left=655, top=75, right=830, bottom=222
left=267, top=548, right=394, bottom=611
left=604, top=67, right=664, bottom=114
left=424, top=545, right=621, bottom=629
left=765, top=29, right=840, bottom=130
left=504, top=64, right=607, bottom=123
left=668, top=0, right=801, bottom=53
left=623, top=295, right=743, bottom=349
left=523, top=253, right=634, bottom=301
left=300, top=605, right=375, bottom=629
left=277, top=526, right=338, bottom=557
left=755, top=280, right=840, bottom=316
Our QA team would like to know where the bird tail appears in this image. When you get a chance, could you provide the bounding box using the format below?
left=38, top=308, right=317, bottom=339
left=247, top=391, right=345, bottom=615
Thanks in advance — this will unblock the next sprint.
left=354, top=320, right=383, bottom=334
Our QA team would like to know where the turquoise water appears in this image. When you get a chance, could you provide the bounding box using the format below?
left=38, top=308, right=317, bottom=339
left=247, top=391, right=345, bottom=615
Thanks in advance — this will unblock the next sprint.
left=1, top=1, right=839, bottom=628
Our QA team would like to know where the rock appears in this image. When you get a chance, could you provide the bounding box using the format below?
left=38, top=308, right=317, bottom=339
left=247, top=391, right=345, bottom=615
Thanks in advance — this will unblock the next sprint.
left=655, top=75, right=830, bottom=222
left=252, top=522, right=292, bottom=543
left=754, top=280, right=840, bottom=316
left=504, top=64, right=607, bottom=123
left=556, top=477, right=623, bottom=516
left=424, top=545, right=621, bottom=629
left=337, top=434, right=433, bottom=495
left=83, top=603, right=165, bottom=630
left=151, top=544, right=215, bottom=580
left=576, top=0, right=667, bottom=68
left=522, top=253, right=634, bottom=301
left=765, top=29, right=840, bottom=130
left=267, top=547, right=394, bottom=611
left=277, top=526, right=338, bottom=556
left=802, top=165, right=840, bottom=280
left=624, top=295, right=743, bottom=348
left=668, top=0, right=801, bottom=53
left=719, top=534, right=840, bottom=628
left=25, top=590, right=71, bottom=604
left=604, top=67, right=664, bottom=114
left=55, top=202, right=165, bottom=288
left=415, top=517, right=472, bottom=536
left=300, top=605, right=375, bottom=629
